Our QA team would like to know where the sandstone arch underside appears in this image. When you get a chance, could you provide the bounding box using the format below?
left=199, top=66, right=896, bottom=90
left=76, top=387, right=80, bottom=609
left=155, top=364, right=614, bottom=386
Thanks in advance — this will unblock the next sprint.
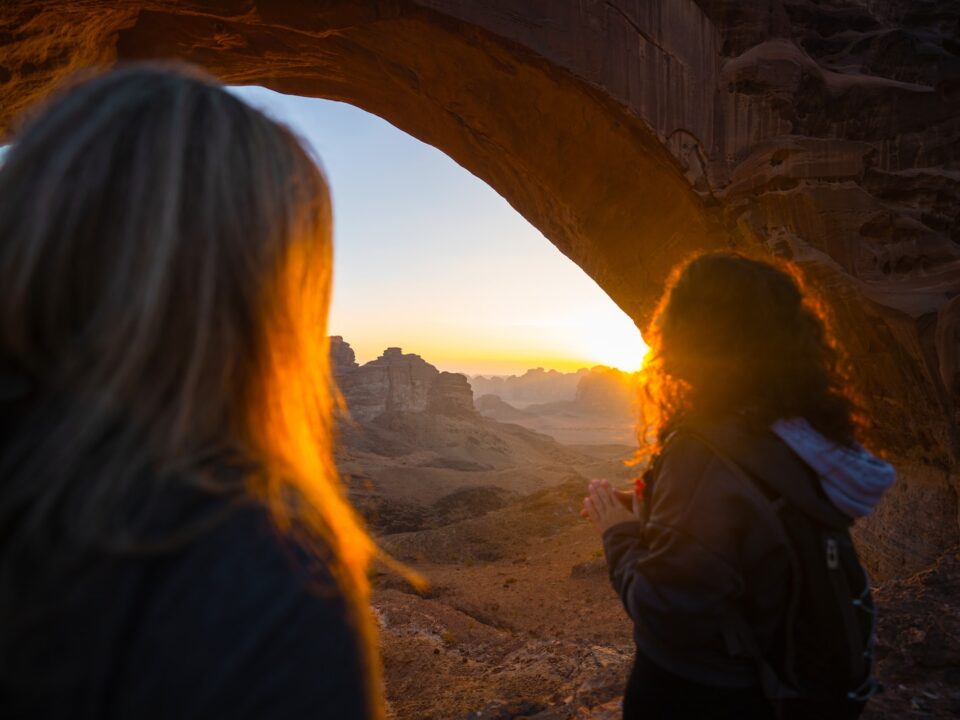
left=1, top=0, right=957, bottom=578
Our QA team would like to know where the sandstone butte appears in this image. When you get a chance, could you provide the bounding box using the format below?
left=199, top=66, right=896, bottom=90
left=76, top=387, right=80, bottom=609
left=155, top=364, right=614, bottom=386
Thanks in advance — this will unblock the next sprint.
left=331, top=341, right=478, bottom=423
left=0, top=1, right=957, bottom=582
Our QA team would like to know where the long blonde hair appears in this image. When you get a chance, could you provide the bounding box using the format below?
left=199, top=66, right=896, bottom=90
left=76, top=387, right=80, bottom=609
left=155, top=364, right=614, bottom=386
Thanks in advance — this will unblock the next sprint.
left=0, top=64, right=381, bottom=714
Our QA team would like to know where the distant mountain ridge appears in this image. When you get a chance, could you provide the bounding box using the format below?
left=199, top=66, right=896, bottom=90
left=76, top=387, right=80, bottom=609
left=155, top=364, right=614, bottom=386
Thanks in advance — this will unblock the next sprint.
left=474, top=366, right=639, bottom=447
left=330, top=336, right=639, bottom=447
left=468, top=367, right=587, bottom=407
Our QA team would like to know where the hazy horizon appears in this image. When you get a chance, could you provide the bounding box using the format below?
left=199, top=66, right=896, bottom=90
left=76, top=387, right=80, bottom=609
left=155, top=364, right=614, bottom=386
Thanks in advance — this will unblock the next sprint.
left=332, top=334, right=624, bottom=378
left=232, top=86, right=647, bottom=376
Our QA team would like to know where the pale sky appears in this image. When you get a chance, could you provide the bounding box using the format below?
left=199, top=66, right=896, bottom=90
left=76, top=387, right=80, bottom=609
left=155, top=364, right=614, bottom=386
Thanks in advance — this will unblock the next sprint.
left=232, top=86, right=647, bottom=376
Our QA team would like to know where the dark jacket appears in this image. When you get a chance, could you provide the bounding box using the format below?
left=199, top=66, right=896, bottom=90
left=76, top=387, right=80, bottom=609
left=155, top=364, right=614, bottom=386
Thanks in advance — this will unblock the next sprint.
left=602, top=424, right=802, bottom=688
left=0, top=372, right=373, bottom=719
left=1, top=496, right=373, bottom=720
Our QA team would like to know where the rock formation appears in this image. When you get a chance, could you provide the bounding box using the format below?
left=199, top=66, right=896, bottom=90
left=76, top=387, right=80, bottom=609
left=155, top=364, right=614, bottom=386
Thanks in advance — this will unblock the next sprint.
left=469, top=368, right=588, bottom=406
left=331, top=340, right=633, bottom=539
left=427, top=371, right=477, bottom=418
left=477, top=366, right=636, bottom=417
left=1, top=0, right=958, bottom=576
left=477, top=367, right=639, bottom=447
left=573, top=367, right=638, bottom=416
left=329, top=335, right=359, bottom=375
left=332, top=340, right=478, bottom=423
left=336, top=344, right=449, bottom=420
left=338, top=346, right=437, bottom=421
left=474, top=394, right=533, bottom=422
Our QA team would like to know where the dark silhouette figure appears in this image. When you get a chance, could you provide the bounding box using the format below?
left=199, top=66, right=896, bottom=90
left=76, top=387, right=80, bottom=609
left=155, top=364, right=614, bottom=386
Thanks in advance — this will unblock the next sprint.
left=0, top=65, right=382, bottom=718
left=583, top=253, right=894, bottom=720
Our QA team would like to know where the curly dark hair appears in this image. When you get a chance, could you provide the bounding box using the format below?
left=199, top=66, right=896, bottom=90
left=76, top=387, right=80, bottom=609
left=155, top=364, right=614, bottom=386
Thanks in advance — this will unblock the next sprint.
left=636, top=252, right=866, bottom=459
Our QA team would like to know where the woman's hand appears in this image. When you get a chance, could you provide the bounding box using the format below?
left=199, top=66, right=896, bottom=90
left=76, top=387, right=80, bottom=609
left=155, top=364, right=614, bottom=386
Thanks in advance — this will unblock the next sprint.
left=582, top=478, right=640, bottom=535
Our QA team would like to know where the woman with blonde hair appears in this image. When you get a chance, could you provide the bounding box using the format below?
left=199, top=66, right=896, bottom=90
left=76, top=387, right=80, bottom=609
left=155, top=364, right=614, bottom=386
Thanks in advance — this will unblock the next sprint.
left=583, top=253, right=894, bottom=719
left=0, top=65, right=380, bottom=718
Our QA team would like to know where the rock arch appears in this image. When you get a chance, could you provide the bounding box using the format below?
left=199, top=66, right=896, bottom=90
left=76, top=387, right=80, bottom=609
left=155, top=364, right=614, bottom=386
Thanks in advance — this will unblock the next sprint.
left=1, top=0, right=958, bottom=577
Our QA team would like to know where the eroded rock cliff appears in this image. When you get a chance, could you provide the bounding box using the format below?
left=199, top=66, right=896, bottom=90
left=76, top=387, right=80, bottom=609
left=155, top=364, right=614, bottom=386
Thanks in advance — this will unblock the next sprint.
left=334, top=341, right=479, bottom=423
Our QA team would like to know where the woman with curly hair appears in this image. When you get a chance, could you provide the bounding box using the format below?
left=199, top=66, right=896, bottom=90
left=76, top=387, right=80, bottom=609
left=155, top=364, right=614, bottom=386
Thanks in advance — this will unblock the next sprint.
left=582, top=252, right=895, bottom=720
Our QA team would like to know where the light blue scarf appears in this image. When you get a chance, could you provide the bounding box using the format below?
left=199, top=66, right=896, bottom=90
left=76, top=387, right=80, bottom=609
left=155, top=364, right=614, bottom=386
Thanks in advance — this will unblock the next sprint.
left=772, top=417, right=896, bottom=519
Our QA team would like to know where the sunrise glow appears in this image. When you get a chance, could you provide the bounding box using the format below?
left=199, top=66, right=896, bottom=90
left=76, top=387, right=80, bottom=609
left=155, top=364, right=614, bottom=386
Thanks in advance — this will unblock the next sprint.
left=582, top=320, right=650, bottom=373
left=233, top=87, right=646, bottom=377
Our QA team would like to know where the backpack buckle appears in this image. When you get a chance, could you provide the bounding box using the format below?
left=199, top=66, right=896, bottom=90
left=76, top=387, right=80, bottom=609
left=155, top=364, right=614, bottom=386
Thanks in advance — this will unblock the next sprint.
left=826, top=538, right=839, bottom=569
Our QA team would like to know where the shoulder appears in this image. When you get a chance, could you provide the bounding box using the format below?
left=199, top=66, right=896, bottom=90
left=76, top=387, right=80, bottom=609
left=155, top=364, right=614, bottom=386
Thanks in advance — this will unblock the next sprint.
left=657, top=417, right=776, bottom=484
left=649, top=422, right=770, bottom=518
left=123, top=498, right=372, bottom=717
left=644, top=423, right=785, bottom=569
left=653, top=429, right=727, bottom=493
left=659, top=430, right=717, bottom=471
left=153, top=498, right=363, bottom=651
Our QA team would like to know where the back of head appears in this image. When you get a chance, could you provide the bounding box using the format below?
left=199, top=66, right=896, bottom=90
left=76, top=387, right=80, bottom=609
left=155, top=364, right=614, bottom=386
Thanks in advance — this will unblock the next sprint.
left=0, top=64, right=372, bottom=599
left=640, top=252, right=863, bottom=455
left=2, top=64, right=319, bottom=453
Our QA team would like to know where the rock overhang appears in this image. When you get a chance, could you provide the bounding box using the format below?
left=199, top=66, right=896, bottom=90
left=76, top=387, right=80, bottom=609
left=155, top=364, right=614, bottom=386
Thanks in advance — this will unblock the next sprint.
left=0, top=0, right=957, bottom=577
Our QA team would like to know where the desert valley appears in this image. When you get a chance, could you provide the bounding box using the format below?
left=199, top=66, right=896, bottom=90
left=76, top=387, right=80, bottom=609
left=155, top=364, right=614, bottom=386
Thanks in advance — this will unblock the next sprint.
left=331, top=338, right=960, bottom=720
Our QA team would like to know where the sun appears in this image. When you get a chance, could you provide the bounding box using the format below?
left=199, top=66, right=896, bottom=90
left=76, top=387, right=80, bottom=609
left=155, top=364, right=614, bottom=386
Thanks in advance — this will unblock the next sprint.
left=583, top=319, right=650, bottom=373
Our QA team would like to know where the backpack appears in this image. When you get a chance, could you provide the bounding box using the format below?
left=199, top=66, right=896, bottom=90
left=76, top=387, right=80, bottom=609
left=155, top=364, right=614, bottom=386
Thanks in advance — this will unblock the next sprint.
left=683, top=424, right=881, bottom=714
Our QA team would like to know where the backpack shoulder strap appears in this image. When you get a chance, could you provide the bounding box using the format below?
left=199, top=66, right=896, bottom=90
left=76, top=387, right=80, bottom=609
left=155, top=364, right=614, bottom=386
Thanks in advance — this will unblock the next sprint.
left=679, top=426, right=805, bottom=705
left=683, top=421, right=851, bottom=530
left=678, top=425, right=795, bottom=540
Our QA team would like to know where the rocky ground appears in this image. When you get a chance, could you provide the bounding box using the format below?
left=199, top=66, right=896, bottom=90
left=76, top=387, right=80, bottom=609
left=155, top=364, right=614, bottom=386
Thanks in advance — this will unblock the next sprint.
left=340, top=413, right=634, bottom=536
left=868, top=550, right=960, bottom=719
left=330, top=340, right=960, bottom=718
left=372, top=480, right=960, bottom=719
left=374, top=479, right=634, bottom=720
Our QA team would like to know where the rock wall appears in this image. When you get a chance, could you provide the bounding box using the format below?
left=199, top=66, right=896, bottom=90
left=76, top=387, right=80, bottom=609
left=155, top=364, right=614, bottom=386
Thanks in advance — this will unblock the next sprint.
left=427, top=371, right=477, bottom=418
left=0, top=0, right=957, bottom=576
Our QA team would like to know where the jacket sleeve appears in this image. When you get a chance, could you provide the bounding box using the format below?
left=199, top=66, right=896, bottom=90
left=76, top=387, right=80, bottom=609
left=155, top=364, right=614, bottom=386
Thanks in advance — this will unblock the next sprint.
left=601, top=434, right=749, bottom=650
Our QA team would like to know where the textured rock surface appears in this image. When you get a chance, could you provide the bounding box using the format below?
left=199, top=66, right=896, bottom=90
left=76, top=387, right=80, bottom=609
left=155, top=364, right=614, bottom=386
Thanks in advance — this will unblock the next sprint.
left=427, top=371, right=477, bottom=418
left=340, top=346, right=437, bottom=421
left=1, top=1, right=958, bottom=576
left=868, top=547, right=960, bottom=719
left=334, top=341, right=478, bottom=423
left=329, top=334, right=359, bottom=375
